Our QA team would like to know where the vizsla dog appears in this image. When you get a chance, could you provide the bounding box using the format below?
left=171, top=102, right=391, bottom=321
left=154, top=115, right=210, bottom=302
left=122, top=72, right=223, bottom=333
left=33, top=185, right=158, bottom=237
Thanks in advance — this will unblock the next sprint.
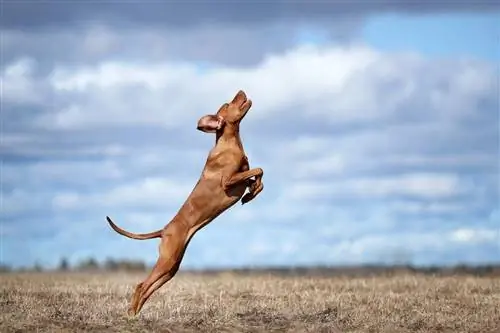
left=106, top=90, right=264, bottom=316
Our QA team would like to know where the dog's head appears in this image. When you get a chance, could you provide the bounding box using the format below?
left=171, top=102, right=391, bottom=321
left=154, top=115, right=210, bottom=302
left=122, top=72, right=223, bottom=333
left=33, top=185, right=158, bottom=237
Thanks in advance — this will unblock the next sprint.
left=197, top=90, right=252, bottom=133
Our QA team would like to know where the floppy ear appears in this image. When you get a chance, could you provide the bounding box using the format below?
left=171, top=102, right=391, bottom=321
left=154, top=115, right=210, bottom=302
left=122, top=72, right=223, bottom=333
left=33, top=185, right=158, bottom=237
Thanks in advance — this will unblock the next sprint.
left=197, top=114, right=225, bottom=133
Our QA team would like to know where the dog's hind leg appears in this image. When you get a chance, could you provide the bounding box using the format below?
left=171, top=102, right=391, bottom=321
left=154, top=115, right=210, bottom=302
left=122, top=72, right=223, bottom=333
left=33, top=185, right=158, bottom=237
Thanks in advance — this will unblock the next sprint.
left=127, top=224, right=189, bottom=316
left=133, top=266, right=180, bottom=316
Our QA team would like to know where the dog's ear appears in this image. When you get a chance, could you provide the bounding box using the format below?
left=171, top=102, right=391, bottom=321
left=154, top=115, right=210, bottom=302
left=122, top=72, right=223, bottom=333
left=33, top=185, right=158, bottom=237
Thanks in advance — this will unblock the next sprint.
left=197, top=114, right=225, bottom=133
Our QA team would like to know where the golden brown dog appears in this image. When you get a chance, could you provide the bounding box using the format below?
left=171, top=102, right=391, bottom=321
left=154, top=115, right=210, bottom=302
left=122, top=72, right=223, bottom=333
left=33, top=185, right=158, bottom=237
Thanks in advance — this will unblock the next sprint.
left=106, top=90, right=264, bottom=316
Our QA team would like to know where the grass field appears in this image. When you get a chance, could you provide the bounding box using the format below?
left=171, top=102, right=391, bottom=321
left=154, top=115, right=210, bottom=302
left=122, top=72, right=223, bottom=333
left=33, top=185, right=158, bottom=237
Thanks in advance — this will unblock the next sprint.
left=1, top=271, right=499, bottom=333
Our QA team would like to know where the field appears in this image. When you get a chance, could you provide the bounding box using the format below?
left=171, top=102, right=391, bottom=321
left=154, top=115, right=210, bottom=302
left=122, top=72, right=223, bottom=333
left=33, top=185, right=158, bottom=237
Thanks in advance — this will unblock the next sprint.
left=1, top=271, right=499, bottom=333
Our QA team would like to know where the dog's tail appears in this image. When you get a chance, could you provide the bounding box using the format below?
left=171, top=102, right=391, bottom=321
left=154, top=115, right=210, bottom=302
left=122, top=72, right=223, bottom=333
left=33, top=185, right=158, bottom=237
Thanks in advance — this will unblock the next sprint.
left=106, top=216, right=162, bottom=240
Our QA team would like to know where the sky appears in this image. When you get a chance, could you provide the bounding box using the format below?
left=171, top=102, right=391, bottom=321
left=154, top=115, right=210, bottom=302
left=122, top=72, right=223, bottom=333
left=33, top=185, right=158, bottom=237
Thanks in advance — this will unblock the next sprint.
left=1, top=1, right=499, bottom=270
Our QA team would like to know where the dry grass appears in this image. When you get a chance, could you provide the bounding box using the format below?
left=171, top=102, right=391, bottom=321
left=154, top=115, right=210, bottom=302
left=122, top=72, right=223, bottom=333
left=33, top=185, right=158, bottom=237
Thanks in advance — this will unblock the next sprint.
left=1, top=271, right=499, bottom=333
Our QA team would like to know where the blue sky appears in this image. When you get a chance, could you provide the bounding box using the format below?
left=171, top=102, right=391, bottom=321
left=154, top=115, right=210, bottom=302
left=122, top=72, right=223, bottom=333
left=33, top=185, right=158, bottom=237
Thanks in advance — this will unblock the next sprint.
left=363, top=12, right=499, bottom=61
left=1, top=2, right=499, bottom=269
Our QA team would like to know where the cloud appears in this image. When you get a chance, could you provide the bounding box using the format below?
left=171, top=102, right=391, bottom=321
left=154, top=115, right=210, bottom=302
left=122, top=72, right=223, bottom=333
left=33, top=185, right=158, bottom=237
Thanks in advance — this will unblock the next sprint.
left=5, top=44, right=497, bottom=135
left=3, top=1, right=497, bottom=30
left=52, top=177, right=193, bottom=211
left=218, top=226, right=499, bottom=267
left=450, top=228, right=499, bottom=244
left=0, top=11, right=359, bottom=69
left=2, top=20, right=498, bottom=268
left=287, top=173, right=467, bottom=201
left=3, top=1, right=498, bottom=72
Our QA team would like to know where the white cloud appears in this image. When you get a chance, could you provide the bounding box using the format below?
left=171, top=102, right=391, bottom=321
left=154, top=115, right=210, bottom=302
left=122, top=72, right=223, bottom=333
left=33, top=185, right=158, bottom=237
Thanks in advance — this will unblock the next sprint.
left=380, top=153, right=498, bottom=169
left=5, top=44, right=494, bottom=133
left=51, top=177, right=192, bottom=211
left=387, top=201, right=466, bottom=214
left=2, top=133, right=127, bottom=158
left=238, top=228, right=497, bottom=266
left=49, top=61, right=196, bottom=92
left=3, top=159, right=124, bottom=187
left=2, top=39, right=498, bottom=268
left=327, top=233, right=443, bottom=261
left=449, top=228, right=499, bottom=244
left=294, top=153, right=346, bottom=178
left=2, top=189, right=48, bottom=217
left=287, top=173, right=465, bottom=200
left=1, top=57, right=45, bottom=105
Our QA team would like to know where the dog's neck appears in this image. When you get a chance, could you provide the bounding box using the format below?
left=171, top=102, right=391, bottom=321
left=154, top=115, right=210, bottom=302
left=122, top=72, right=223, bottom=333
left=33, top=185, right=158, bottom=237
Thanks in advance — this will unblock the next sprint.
left=216, top=124, right=240, bottom=143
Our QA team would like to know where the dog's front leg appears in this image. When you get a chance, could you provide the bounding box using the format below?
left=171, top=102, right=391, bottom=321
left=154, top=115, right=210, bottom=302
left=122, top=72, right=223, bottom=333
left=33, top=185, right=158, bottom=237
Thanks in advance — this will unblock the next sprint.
left=223, top=168, right=263, bottom=189
left=223, top=168, right=264, bottom=204
left=241, top=175, right=263, bottom=204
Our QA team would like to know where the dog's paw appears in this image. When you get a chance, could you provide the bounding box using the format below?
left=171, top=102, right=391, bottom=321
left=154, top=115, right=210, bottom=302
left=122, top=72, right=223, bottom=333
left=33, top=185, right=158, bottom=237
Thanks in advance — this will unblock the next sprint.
left=246, top=177, right=256, bottom=187
left=126, top=308, right=138, bottom=319
left=241, top=193, right=253, bottom=205
left=250, top=177, right=262, bottom=191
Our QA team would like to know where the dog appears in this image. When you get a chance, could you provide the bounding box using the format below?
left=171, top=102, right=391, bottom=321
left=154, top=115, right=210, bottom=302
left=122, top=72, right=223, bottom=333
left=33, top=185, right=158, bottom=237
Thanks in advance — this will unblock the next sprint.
left=106, top=90, right=264, bottom=316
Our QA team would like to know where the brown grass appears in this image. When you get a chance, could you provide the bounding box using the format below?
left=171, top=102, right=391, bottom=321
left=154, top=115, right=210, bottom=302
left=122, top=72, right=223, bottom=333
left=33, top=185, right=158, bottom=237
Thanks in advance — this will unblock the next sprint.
left=1, top=271, right=499, bottom=333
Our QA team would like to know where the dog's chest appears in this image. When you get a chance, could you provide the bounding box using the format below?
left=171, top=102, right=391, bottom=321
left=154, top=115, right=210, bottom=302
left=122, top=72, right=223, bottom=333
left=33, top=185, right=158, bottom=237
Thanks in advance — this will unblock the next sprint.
left=208, top=147, right=244, bottom=169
